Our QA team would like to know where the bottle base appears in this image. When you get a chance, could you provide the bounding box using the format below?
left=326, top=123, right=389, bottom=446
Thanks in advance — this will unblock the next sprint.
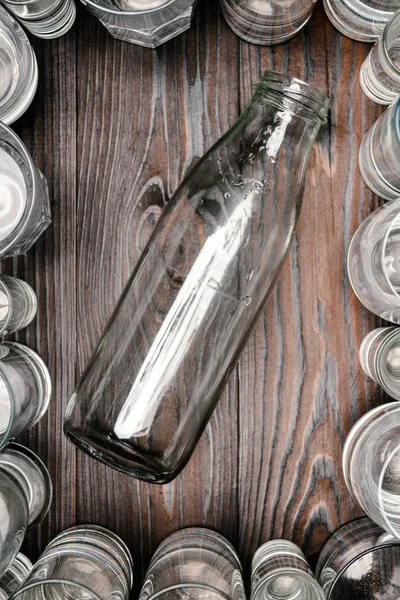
left=64, top=425, right=180, bottom=484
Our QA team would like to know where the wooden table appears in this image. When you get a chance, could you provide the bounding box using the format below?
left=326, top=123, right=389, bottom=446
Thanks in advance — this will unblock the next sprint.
left=10, top=0, right=386, bottom=594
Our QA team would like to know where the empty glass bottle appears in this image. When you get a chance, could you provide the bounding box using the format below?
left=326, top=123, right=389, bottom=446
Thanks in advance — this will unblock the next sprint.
left=64, top=71, right=329, bottom=484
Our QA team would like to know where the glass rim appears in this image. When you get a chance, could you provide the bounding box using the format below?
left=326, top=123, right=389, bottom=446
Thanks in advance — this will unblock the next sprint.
left=255, top=71, right=329, bottom=124
left=81, top=0, right=192, bottom=17
left=374, top=327, right=400, bottom=393
left=342, top=402, right=400, bottom=492
left=378, top=439, right=400, bottom=539
left=11, top=579, right=103, bottom=600
left=0, top=280, right=12, bottom=339
left=150, top=527, right=241, bottom=566
left=0, top=11, right=38, bottom=125
left=1, top=442, right=53, bottom=530
left=327, top=539, right=400, bottom=598
left=0, top=348, right=16, bottom=450
left=381, top=10, right=400, bottom=76
left=252, top=540, right=306, bottom=572
left=0, top=123, right=41, bottom=251
left=382, top=205, right=400, bottom=301
left=253, top=570, right=325, bottom=600
left=395, top=99, right=400, bottom=142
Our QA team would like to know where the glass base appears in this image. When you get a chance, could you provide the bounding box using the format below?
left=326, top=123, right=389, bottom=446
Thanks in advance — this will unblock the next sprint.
left=86, top=2, right=196, bottom=48
left=0, top=443, right=52, bottom=529
left=323, top=0, right=386, bottom=41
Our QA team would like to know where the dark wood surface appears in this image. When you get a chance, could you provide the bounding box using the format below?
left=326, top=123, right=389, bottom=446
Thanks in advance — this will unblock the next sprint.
left=6, top=0, right=388, bottom=593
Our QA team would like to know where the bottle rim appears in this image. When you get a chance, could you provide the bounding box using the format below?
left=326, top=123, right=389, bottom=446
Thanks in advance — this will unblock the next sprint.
left=255, top=71, right=329, bottom=124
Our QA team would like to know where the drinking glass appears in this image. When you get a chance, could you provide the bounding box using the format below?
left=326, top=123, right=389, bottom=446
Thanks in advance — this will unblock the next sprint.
left=323, top=0, right=400, bottom=42
left=316, top=517, right=400, bottom=599
left=359, top=99, right=400, bottom=200
left=348, top=200, right=400, bottom=323
left=343, top=402, right=400, bottom=538
left=0, top=554, right=32, bottom=600
left=251, top=540, right=325, bottom=600
left=360, top=9, right=400, bottom=104
left=1, top=0, right=76, bottom=39
left=10, top=525, right=134, bottom=600
left=0, top=276, right=37, bottom=337
left=139, top=528, right=245, bottom=600
left=0, top=443, right=52, bottom=577
left=0, top=6, right=38, bottom=125
left=80, top=0, right=197, bottom=48
left=220, top=0, right=316, bottom=45
left=359, top=326, right=400, bottom=399
left=0, top=122, right=51, bottom=258
left=0, top=341, right=52, bottom=451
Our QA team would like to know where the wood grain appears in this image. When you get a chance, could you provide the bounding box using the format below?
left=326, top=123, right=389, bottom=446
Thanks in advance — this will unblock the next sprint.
left=1, top=0, right=390, bottom=594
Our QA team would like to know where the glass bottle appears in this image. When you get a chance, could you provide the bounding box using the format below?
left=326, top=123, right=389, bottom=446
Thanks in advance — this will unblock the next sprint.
left=64, top=71, right=329, bottom=484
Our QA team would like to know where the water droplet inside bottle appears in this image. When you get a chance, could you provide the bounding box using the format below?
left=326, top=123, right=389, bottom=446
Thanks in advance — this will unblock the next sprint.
left=246, top=269, right=254, bottom=281
left=224, top=192, right=231, bottom=199
left=243, top=296, right=252, bottom=306
left=198, top=199, right=203, bottom=205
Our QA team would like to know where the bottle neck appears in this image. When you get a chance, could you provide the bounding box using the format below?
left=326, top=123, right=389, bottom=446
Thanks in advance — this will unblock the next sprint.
left=254, top=71, right=329, bottom=127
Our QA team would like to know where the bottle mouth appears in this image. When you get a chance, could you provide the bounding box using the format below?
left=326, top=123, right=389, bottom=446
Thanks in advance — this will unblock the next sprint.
left=255, top=71, right=329, bottom=124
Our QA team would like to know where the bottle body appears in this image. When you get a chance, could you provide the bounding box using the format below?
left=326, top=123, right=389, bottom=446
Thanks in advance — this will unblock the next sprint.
left=65, top=71, right=328, bottom=484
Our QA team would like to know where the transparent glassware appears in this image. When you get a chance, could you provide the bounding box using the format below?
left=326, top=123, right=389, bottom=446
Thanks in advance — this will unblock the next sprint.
left=64, top=71, right=329, bottom=484
left=10, top=524, right=134, bottom=600
left=0, top=442, right=52, bottom=578
left=79, top=0, right=197, bottom=48
left=0, top=341, right=52, bottom=451
left=220, top=0, right=316, bottom=45
left=1, top=0, right=76, bottom=39
left=0, top=554, right=32, bottom=600
left=251, top=540, right=325, bottom=600
left=359, top=99, right=400, bottom=200
left=139, top=528, right=245, bottom=600
left=316, top=517, right=400, bottom=599
left=360, top=9, right=400, bottom=104
left=359, top=326, right=400, bottom=399
left=347, top=200, right=400, bottom=323
left=0, top=276, right=37, bottom=337
left=322, top=0, right=400, bottom=42
left=343, top=402, right=400, bottom=538
left=0, top=122, right=51, bottom=258
left=0, top=6, right=38, bottom=125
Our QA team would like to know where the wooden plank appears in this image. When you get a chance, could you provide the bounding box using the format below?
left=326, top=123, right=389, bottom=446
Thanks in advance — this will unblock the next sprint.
left=75, top=3, right=240, bottom=589
left=6, top=27, right=78, bottom=559
left=236, top=3, right=386, bottom=570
